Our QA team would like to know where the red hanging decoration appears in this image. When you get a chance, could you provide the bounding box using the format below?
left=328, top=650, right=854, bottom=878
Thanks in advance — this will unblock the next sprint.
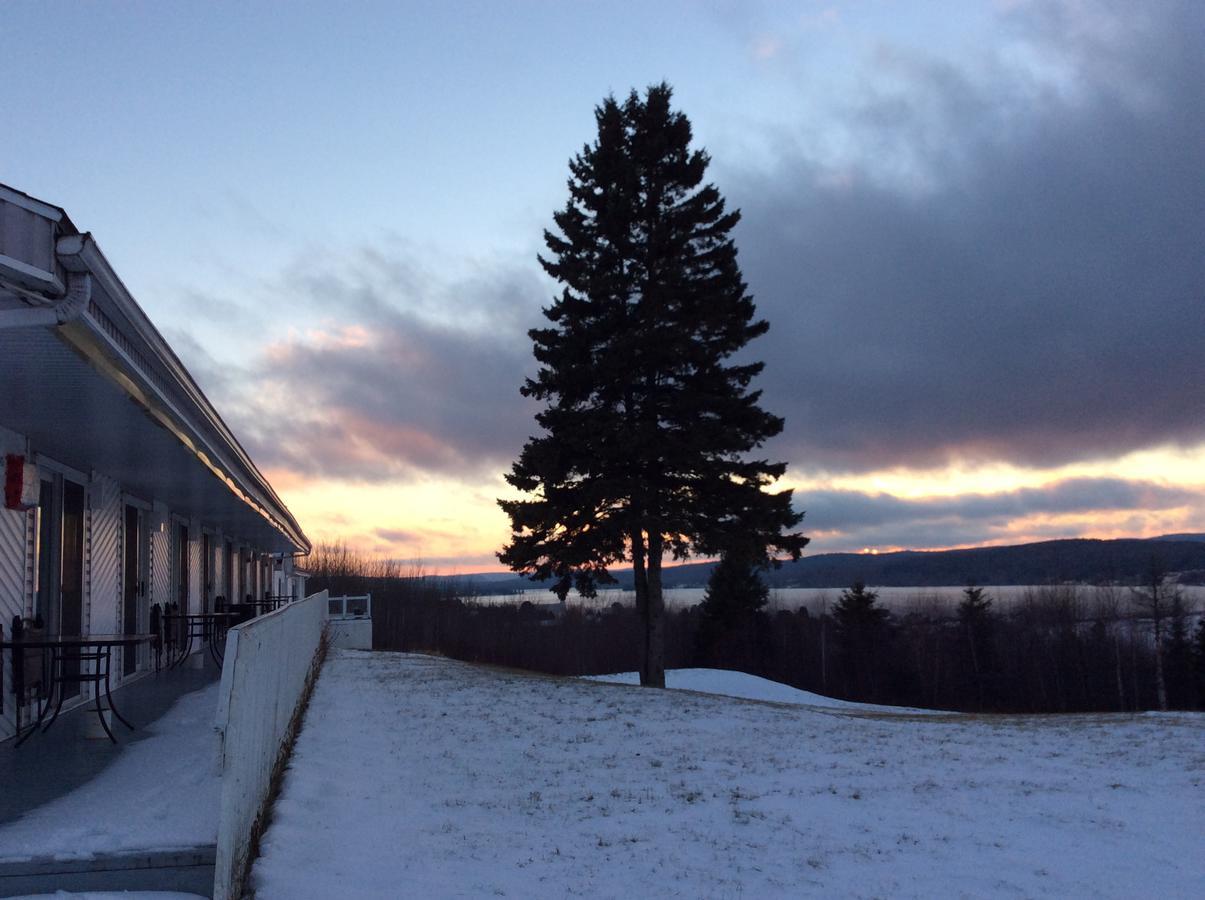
left=4, top=454, right=38, bottom=511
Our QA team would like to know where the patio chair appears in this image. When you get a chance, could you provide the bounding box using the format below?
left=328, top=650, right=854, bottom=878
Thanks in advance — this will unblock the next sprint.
left=20, top=615, right=46, bottom=698
left=150, top=603, right=163, bottom=671
left=228, top=602, right=255, bottom=625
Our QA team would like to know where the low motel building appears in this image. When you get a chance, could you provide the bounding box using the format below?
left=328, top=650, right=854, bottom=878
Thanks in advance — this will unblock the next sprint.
left=0, top=183, right=310, bottom=742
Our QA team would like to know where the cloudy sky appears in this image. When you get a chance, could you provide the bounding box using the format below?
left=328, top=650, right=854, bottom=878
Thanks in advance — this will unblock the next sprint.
left=3, top=1, right=1202, bottom=571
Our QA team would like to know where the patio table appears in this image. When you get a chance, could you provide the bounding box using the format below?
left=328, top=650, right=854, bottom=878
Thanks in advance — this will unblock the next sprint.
left=1, top=630, right=156, bottom=746
left=162, top=611, right=239, bottom=669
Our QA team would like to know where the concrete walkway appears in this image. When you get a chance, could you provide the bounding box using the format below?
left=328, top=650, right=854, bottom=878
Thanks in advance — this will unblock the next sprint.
left=1, top=660, right=219, bottom=824
left=0, top=656, right=222, bottom=897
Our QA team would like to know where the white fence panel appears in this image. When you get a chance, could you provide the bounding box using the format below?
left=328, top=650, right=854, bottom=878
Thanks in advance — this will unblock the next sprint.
left=212, top=590, right=328, bottom=900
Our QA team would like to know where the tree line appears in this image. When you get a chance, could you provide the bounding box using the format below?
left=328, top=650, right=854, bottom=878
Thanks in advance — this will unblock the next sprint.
left=311, top=549, right=1205, bottom=714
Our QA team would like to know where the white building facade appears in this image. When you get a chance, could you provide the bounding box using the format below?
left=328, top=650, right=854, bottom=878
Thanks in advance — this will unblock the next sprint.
left=0, top=183, right=310, bottom=741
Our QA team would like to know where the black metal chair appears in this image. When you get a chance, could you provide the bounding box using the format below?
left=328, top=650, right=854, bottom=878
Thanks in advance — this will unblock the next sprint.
left=228, top=602, right=255, bottom=625
left=150, top=603, right=163, bottom=672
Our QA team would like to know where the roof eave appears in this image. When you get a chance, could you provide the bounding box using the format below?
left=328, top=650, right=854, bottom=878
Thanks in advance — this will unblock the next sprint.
left=55, top=233, right=310, bottom=554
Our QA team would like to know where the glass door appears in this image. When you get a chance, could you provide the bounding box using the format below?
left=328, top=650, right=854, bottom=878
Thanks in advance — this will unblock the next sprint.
left=35, top=478, right=58, bottom=632
left=202, top=533, right=213, bottom=614
left=59, top=479, right=85, bottom=690
left=123, top=504, right=143, bottom=676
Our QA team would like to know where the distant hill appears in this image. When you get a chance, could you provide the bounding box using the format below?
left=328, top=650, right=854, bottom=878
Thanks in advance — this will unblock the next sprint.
left=461, top=536, right=1205, bottom=593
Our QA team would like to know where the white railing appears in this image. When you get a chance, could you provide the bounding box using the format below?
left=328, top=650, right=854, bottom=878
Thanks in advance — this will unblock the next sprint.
left=325, top=593, right=372, bottom=650
left=212, top=589, right=328, bottom=900
left=326, top=593, right=371, bottom=620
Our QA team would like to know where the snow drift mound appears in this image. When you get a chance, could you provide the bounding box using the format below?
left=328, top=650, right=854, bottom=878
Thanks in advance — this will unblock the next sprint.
left=584, top=668, right=951, bottom=715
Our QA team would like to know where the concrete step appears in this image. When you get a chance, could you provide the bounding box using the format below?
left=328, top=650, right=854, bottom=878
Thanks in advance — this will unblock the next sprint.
left=0, top=845, right=215, bottom=898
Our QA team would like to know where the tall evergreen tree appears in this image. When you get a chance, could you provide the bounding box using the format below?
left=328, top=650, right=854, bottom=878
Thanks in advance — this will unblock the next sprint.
left=499, top=83, right=807, bottom=687
left=957, top=584, right=995, bottom=709
left=832, top=581, right=892, bottom=701
left=700, top=546, right=770, bottom=629
left=1193, top=617, right=1205, bottom=709
left=1164, top=591, right=1193, bottom=709
left=1131, top=558, right=1172, bottom=710
left=696, top=543, right=771, bottom=668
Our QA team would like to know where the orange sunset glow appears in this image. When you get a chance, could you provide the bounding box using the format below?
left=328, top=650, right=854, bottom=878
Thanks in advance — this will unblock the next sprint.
left=263, top=441, right=1205, bottom=574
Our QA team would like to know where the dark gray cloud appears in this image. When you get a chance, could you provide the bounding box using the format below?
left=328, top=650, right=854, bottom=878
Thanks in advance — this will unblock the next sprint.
left=375, top=527, right=420, bottom=544
left=809, top=477, right=1198, bottom=531
left=217, top=1, right=1204, bottom=497
left=220, top=250, right=545, bottom=483
left=805, top=477, right=1203, bottom=552
left=726, top=0, right=1205, bottom=473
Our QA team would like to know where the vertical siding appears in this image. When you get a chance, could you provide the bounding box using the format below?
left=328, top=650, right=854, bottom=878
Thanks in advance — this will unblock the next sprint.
left=150, top=510, right=171, bottom=610
left=0, top=425, right=29, bottom=631
left=0, top=509, right=25, bottom=628
left=0, top=506, right=25, bottom=740
left=88, top=473, right=122, bottom=636
left=189, top=519, right=202, bottom=614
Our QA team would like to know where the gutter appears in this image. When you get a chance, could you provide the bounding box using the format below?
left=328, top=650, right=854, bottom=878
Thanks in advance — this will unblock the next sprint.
left=53, top=234, right=310, bottom=554
left=0, top=227, right=308, bottom=553
left=0, top=271, right=90, bottom=329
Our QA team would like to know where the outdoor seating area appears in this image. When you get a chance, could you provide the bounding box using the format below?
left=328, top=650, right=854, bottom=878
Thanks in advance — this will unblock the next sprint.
left=0, top=589, right=334, bottom=898
left=0, top=662, right=222, bottom=897
left=162, top=606, right=238, bottom=670
left=2, top=591, right=303, bottom=749
left=0, top=662, right=219, bottom=826
left=0, top=624, right=153, bottom=746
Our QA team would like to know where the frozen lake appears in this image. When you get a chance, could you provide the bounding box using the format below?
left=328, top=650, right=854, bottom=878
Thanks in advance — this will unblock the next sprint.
left=471, top=584, right=1205, bottom=616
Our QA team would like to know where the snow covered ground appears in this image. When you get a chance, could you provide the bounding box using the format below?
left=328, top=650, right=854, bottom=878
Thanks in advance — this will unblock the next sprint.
left=0, top=684, right=220, bottom=862
left=253, top=651, right=1204, bottom=899
left=585, top=668, right=951, bottom=714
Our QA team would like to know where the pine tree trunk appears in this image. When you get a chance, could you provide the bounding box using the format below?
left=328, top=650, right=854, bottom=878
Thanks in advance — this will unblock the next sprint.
left=966, top=623, right=983, bottom=711
left=631, top=528, right=649, bottom=685
left=643, top=530, right=666, bottom=688
left=1114, top=632, right=1125, bottom=711
left=819, top=617, right=827, bottom=691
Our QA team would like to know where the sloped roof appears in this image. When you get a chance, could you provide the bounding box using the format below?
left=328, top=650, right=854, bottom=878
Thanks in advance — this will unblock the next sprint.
left=0, top=183, right=309, bottom=554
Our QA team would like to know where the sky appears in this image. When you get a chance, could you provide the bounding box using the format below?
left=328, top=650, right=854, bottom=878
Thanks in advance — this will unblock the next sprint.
left=2, top=1, right=1203, bottom=572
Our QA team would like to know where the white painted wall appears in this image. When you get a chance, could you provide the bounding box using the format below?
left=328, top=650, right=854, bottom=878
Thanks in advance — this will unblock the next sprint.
left=213, top=590, right=328, bottom=900
left=327, top=618, right=372, bottom=650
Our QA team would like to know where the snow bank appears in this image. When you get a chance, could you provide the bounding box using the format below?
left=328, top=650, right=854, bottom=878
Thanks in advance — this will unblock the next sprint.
left=251, top=651, right=1204, bottom=899
left=585, top=668, right=951, bottom=714
left=0, top=684, right=220, bottom=862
